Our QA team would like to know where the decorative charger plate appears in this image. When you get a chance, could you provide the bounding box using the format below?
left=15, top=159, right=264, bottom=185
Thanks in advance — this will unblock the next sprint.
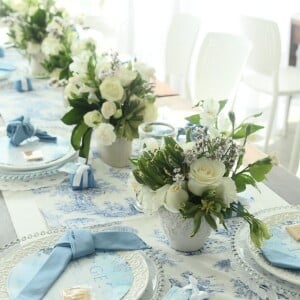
left=0, top=228, right=165, bottom=300
left=248, top=210, right=300, bottom=286
left=231, top=205, right=300, bottom=299
left=0, top=134, right=76, bottom=172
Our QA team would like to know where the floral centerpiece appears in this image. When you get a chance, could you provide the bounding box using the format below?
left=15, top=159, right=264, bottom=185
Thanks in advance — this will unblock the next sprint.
left=4, top=0, right=65, bottom=75
left=61, top=44, right=157, bottom=165
left=131, top=99, right=276, bottom=251
left=41, top=15, right=77, bottom=85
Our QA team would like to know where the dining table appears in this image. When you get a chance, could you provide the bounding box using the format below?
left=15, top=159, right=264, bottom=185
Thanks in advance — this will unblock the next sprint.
left=0, top=48, right=300, bottom=300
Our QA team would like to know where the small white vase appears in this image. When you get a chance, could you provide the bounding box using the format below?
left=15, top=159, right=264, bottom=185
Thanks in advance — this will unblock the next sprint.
left=30, top=52, right=48, bottom=78
left=98, top=138, right=132, bottom=168
left=158, top=207, right=212, bottom=252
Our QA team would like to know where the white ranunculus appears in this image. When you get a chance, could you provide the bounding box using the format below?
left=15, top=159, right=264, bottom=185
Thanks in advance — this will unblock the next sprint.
left=47, top=17, right=64, bottom=35
left=140, top=138, right=159, bottom=152
left=115, top=67, right=137, bottom=86
left=71, top=38, right=96, bottom=56
left=101, top=101, right=117, bottom=119
left=137, top=184, right=170, bottom=213
left=218, top=114, right=231, bottom=133
left=27, top=42, right=41, bottom=55
left=128, top=173, right=142, bottom=194
left=269, top=152, right=280, bottom=166
left=181, top=141, right=195, bottom=152
left=188, top=157, right=226, bottom=196
left=216, top=177, right=237, bottom=207
left=50, top=68, right=62, bottom=80
left=164, top=184, right=189, bottom=213
left=64, top=77, right=81, bottom=99
left=100, top=77, right=124, bottom=102
left=143, top=102, right=158, bottom=122
left=41, top=35, right=64, bottom=56
left=83, top=110, right=102, bottom=128
left=134, top=62, right=155, bottom=81
left=79, top=84, right=95, bottom=94
left=94, top=123, right=116, bottom=145
left=10, top=0, right=29, bottom=13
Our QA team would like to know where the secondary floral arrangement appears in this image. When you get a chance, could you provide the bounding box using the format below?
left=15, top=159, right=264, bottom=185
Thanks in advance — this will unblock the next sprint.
left=4, top=0, right=64, bottom=57
left=41, top=15, right=77, bottom=85
left=131, top=99, right=277, bottom=248
left=61, top=44, right=157, bottom=159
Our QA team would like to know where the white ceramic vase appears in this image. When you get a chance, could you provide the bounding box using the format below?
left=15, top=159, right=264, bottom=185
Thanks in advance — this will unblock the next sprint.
left=29, top=52, right=48, bottom=78
left=158, top=207, right=212, bottom=252
left=98, top=138, right=132, bottom=168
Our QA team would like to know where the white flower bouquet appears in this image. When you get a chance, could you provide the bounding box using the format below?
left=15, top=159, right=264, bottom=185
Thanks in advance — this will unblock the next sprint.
left=131, top=99, right=277, bottom=247
left=4, top=0, right=64, bottom=56
left=61, top=45, right=157, bottom=159
left=41, top=15, right=77, bottom=85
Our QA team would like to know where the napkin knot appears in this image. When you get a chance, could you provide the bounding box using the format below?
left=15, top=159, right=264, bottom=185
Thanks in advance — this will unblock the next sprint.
left=6, top=116, right=57, bottom=146
left=70, top=164, right=96, bottom=190
left=14, top=77, right=33, bottom=92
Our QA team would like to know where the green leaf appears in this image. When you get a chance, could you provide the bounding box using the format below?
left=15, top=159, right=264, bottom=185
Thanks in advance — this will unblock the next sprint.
left=248, top=162, right=272, bottom=182
left=233, top=173, right=257, bottom=192
left=191, top=210, right=202, bottom=237
left=79, top=128, right=93, bottom=159
left=71, top=122, right=89, bottom=150
left=205, top=214, right=217, bottom=230
left=61, top=108, right=84, bottom=125
left=218, top=100, right=227, bottom=113
left=185, top=114, right=200, bottom=125
left=233, top=123, right=264, bottom=139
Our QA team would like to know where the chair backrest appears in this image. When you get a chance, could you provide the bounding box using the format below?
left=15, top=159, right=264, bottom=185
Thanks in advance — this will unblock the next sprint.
left=240, top=15, right=281, bottom=76
left=192, top=32, right=252, bottom=104
left=165, top=14, right=200, bottom=78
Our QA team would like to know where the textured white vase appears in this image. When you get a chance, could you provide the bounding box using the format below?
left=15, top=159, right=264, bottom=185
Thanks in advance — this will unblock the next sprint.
left=158, top=207, right=212, bottom=252
left=98, top=138, right=132, bottom=168
left=30, top=52, right=47, bottom=78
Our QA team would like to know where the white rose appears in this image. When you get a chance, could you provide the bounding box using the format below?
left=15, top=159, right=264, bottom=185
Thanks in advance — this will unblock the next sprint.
left=100, top=77, right=124, bottom=102
left=135, top=62, right=155, bottom=81
left=143, top=102, right=158, bottom=122
left=83, top=110, right=102, bottom=128
left=164, top=184, right=189, bottom=213
left=137, top=184, right=170, bottom=213
left=94, top=123, right=116, bottom=145
left=216, top=177, right=237, bottom=207
left=101, top=101, right=117, bottom=119
left=115, top=67, right=137, bottom=86
left=41, top=35, right=64, bottom=56
left=188, top=157, right=225, bottom=196
left=27, top=42, right=41, bottom=55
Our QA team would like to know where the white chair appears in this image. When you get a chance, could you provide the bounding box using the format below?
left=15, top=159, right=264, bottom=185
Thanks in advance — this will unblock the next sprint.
left=240, top=15, right=300, bottom=152
left=191, top=32, right=252, bottom=105
left=165, top=13, right=201, bottom=100
left=289, top=113, right=300, bottom=175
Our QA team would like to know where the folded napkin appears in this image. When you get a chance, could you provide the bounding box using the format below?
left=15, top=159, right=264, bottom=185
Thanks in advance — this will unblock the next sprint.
left=0, top=47, right=4, bottom=57
left=70, top=163, right=96, bottom=190
left=163, top=276, right=209, bottom=300
left=9, top=229, right=150, bottom=300
left=261, top=226, right=300, bottom=270
left=6, top=116, right=57, bottom=146
left=14, top=77, right=33, bottom=92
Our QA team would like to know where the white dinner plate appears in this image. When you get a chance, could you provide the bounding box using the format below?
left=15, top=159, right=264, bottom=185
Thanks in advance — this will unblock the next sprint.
left=0, top=231, right=150, bottom=300
left=0, top=133, right=76, bottom=172
left=248, top=210, right=300, bottom=286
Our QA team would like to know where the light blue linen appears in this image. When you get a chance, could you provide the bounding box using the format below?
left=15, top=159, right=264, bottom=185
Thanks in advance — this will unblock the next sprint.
left=8, top=229, right=150, bottom=300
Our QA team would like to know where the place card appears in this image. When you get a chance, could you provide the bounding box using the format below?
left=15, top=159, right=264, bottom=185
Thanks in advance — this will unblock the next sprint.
left=22, top=150, right=43, bottom=161
left=62, top=286, right=91, bottom=300
left=286, top=224, right=300, bottom=241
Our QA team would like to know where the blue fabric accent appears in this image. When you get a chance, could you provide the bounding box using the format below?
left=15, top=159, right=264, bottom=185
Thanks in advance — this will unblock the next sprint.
left=11, top=229, right=150, bottom=300
left=0, top=47, right=4, bottom=57
left=70, top=164, right=96, bottom=190
left=162, top=286, right=192, bottom=300
left=6, top=116, right=57, bottom=146
left=0, top=61, right=15, bottom=71
left=14, top=78, right=33, bottom=92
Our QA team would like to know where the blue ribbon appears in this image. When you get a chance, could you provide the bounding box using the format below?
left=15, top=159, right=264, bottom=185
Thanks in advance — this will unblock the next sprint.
left=6, top=116, right=57, bottom=146
left=14, top=78, right=33, bottom=92
left=12, top=229, right=150, bottom=300
left=70, top=164, right=96, bottom=190
left=0, top=47, right=4, bottom=57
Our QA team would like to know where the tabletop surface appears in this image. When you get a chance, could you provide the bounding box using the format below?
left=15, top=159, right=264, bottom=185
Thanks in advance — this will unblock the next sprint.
left=1, top=49, right=300, bottom=300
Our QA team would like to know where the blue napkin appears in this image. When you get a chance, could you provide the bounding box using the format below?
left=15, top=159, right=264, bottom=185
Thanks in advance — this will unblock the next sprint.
left=14, top=78, right=33, bottom=92
left=6, top=116, right=57, bottom=146
left=70, top=164, right=96, bottom=190
left=0, top=47, right=4, bottom=57
left=261, top=226, right=300, bottom=270
left=9, top=229, right=150, bottom=300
